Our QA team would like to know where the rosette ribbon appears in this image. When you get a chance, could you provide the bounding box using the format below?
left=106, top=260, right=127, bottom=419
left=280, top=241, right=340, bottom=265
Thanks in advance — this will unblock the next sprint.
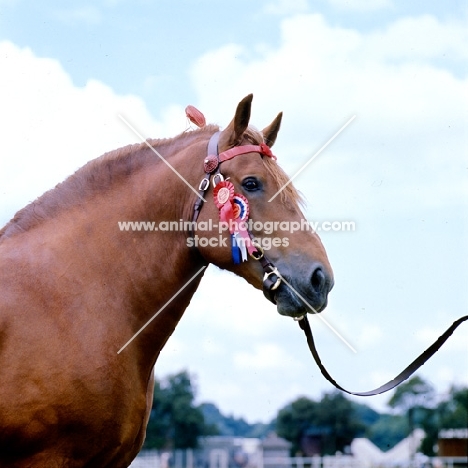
left=213, top=181, right=255, bottom=264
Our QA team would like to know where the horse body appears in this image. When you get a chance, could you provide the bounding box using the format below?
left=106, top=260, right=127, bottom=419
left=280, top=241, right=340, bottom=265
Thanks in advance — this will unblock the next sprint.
left=0, top=96, right=333, bottom=466
left=0, top=135, right=208, bottom=466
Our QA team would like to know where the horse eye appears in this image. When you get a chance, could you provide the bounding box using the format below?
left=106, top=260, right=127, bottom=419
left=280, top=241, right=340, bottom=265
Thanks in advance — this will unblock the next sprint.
left=242, top=177, right=261, bottom=192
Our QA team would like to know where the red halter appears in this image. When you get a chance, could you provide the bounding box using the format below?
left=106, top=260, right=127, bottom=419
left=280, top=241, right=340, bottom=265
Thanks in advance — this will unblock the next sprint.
left=190, top=131, right=281, bottom=303
left=218, top=142, right=276, bottom=162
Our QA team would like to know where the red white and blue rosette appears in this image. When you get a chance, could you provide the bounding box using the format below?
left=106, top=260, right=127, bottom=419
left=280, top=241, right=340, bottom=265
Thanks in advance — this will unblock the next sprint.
left=212, top=182, right=254, bottom=264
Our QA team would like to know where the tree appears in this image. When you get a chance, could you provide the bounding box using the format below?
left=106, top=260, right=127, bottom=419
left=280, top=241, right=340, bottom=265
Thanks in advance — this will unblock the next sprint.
left=200, top=402, right=272, bottom=438
left=386, top=377, right=468, bottom=457
left=420, top=385, right=468, bottom=456
left=144, top=371, right=211, bottom=449
left=276, top=397, right=318, bottom=454
left=388, top=375, right=436, bottom=453
left=312, top=392, right=365, bottom=455
left=351, top=402, right=380, bottom=428
left=365, top=414, right=409, bottom=451
left=438, top=386, right=468, bottom=429
left=388, top=376, right=436, bottom=415
left=276, top=392, right=365, bottom=456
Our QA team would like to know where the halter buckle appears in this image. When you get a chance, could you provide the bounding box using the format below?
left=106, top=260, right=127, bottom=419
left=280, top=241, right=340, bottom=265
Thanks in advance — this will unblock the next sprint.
left=263, top=267, right=282, bottom=291
left=212, top=173, right=224, bottom=187
left=248, top=239, right=264, bottom=260
left=199, top=178, right=210, bottom=191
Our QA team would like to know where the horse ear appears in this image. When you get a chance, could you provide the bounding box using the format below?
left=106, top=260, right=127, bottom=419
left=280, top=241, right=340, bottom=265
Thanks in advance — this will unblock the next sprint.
left=219, top=94, right=253, bottom=149
left=262, top=112, right=283, bottom=148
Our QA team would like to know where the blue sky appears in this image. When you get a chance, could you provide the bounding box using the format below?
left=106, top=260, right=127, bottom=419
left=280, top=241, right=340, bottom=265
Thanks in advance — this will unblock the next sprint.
left=2, top=0, right=466, bottom=110
left=1, top=0, right=467, bottom=423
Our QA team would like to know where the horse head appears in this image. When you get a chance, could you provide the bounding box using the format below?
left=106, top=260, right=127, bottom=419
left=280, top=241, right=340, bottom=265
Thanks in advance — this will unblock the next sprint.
left=193, top=95, right=334, bottom=318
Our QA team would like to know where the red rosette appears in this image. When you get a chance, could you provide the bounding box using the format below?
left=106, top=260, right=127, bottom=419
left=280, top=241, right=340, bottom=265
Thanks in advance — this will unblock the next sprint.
left=213, top=180, right=234, bottom=209
left=232, top=194, right=250, bottom=221
left=185, top=105, right=206, bottom=127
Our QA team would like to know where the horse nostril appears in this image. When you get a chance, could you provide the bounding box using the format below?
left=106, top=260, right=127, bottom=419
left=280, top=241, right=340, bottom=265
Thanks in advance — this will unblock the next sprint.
left=311, top=267, right=326, bottom=293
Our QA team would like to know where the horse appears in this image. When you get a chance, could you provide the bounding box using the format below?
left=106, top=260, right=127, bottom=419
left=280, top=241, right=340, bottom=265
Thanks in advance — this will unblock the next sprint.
left=0, top=94, right=333, bottom=467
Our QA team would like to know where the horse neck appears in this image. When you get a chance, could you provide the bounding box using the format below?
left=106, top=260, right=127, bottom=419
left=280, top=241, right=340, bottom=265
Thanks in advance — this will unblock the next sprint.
left=12, top=136, right=209, bottom=367
left=95, top=141, right=209, bottom=358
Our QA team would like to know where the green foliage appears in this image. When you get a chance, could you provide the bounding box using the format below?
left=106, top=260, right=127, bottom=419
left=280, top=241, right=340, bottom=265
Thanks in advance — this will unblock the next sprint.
left=200, top=403, right=273, bottom=438
left=365, top=414, right=409, bottom=451
left=439, top=386, right=468, bottom=429
left=419, top=385, right=468, bottom=456
left=144, top=371, right=211, bottom=450
left=350, top=402, right=380, bottom=429
left=142, top=370, right=467, bottom=459
left=384, top=376, right=467, bottom=456
left=385, top=376, right=436, bottom=454
left=276, top=397, right=317, bottom=454
left=312, top=392, right=365, bottom=455
left=276, top=392, right=365, bottom=456
left=388, top=376, right=436, bottom=413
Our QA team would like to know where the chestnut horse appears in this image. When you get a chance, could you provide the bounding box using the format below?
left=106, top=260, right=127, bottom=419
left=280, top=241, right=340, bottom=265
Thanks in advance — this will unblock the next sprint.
left=0, top=95, right=333, bottom=467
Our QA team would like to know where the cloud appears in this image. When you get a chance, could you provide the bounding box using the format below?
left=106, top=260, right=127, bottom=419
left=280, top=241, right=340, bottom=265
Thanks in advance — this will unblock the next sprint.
left=357, top=324, right=383, bottom=349
left=363, top=14, right=468, bottom=62
left=201, top=337, right=224, bottom=355
left=191, top=13, right=468, bottom=219
left=180, top=267, right=281, bottom=339
left=233, top=342, right=302, bottom=371
left=416, top=323, right=468, bottom=353
left=435, top=366, right=468, bottom=389
left=157, top=336, right=187, bottom=359
left=0, top=41, right=185, bottom=226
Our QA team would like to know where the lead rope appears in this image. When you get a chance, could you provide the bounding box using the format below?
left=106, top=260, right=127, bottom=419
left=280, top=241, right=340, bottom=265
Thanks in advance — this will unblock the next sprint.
left=298, top=313, right=468, bottom=396
left=187, top=107, right=466, bottom=396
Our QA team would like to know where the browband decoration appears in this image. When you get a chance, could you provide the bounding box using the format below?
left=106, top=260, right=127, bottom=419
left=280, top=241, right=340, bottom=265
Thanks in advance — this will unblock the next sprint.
left=218, top=142, right=277, bottom=162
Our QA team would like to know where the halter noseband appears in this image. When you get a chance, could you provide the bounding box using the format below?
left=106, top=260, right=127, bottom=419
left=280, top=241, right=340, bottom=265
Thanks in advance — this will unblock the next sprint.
left=191, top=131, right=282, bottom=304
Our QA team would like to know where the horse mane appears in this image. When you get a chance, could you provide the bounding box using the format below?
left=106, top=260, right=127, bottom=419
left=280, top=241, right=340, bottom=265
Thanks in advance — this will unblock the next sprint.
left=0, top=124, right=303, bottom=239
left=0, top=126, right=217, bottom=239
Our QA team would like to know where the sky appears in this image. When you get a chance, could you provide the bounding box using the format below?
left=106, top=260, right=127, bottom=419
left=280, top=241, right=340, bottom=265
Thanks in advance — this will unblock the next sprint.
left=1, top=1, right=467, bottom=423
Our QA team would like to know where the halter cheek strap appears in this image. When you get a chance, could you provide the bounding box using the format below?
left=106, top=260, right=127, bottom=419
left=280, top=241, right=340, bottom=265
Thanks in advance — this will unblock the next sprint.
left=191, top=131, right=281, bottom=304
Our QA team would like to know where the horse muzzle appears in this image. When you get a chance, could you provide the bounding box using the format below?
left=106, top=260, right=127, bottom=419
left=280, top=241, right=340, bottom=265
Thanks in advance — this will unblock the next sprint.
left=268, top=263, right=334, bottom=318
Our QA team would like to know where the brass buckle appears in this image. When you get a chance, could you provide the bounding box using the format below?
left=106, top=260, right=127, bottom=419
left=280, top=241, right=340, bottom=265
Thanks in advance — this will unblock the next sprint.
left=293, top=314, right=306, bottom=321
left=263, top=267, right=282, bottom=291
left=248, top=239, right=264, bottom=260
